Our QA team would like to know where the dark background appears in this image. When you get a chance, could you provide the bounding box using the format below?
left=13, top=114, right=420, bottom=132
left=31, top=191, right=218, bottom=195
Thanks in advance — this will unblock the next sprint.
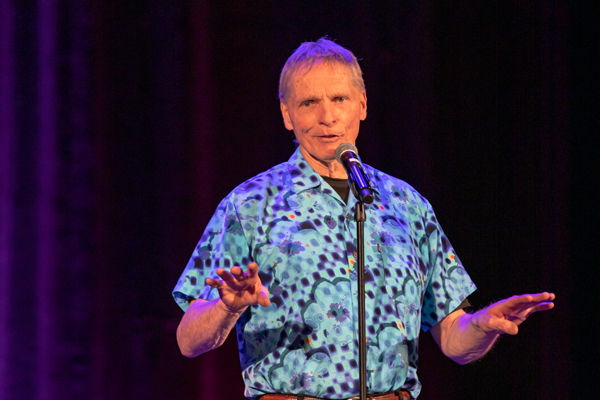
left=1, top=1, right=598, bottom=399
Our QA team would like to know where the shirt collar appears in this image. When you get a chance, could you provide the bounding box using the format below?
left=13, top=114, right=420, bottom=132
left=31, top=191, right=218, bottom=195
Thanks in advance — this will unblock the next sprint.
left=286, top=147, right=323, bottom=195
left=286, top=147, right=380, bottom=196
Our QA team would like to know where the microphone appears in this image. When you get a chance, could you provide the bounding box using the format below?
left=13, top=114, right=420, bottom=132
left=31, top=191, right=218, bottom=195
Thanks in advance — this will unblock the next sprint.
left=335, top=143, right=374, bottom=204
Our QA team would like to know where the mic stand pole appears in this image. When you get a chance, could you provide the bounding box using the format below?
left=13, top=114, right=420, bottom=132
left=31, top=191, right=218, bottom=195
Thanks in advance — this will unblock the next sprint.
left=355, top=200, right=367, bottom=400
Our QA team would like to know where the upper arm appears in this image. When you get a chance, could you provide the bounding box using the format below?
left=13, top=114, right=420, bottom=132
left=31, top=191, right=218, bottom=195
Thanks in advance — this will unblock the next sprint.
left=416, top=197, right=476, bottom=331
left=172, top=194, right=250, bottom=312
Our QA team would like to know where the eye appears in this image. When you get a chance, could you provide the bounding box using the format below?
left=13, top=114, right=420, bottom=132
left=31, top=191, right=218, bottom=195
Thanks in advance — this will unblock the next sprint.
left=336, top=97, right=346, bottom=102
left=302, top=101, right=311, bottom=107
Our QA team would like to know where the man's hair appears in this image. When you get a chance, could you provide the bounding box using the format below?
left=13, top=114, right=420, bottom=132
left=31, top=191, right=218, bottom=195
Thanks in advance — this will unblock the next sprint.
left=278, top=37, right=365, bottom=102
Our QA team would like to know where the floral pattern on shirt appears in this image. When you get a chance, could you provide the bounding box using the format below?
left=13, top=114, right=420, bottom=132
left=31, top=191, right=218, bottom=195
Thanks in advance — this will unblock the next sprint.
left=173, top=148, right=476, bottom=399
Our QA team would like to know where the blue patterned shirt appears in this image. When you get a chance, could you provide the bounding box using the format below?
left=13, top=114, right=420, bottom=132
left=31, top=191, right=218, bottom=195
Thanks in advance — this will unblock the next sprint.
left=173, top=148, right=476, bottom=399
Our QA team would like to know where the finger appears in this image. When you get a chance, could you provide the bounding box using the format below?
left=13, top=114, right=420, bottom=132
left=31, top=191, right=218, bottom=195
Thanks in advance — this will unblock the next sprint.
left=504, top=295, right=534, bottom=309
left=216, top=267, right=240, bottom=283
left=257, top=285, right=270, bottom=307
left=525, top=302, right=555, bottom=316
left=511, top=292, right=555, bottom=304
left=215, top=268, right=235, bottom=283
left=258, top=295, right=271, bottom=307
left=230, top=266, right=245, bottom=280
left=258, top=296, right=271, bottom=307
left=492, top=318, right=519, bottom=335
left=522, top=292, right=555, bottom=303
left=206, top=277, right=224, bottom=289
left=475, top=312, right=519, bottom=335
left=261, top=284, right=270, bottom=297
left=216, top=268, right=248, bottom=291
left=503, top=293, right=554, bottom=312
left=247, top=262, right=259, bottom=279
left=215, top=268, right=230, bottom=279
left=532, top=291, right=554, bottom=298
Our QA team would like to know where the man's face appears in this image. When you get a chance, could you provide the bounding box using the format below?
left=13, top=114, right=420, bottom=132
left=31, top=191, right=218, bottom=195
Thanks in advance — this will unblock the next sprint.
left=280, top=63, right=367, bottom=165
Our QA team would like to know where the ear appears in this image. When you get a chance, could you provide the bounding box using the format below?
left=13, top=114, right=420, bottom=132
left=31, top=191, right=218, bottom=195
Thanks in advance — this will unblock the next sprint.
left=280, top=101, right=294, bottom=131
left=360, top=91, right=367, bottom=121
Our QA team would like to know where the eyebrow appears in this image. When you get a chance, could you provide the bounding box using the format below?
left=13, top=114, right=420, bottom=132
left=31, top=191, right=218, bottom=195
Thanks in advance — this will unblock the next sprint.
left=295, top=92, right=350, bottom=105
left=294, top=95, right=320, bottom=106
left=297, top=94, right=320, bottom=101
left=328, top=91, right=349, bottom=98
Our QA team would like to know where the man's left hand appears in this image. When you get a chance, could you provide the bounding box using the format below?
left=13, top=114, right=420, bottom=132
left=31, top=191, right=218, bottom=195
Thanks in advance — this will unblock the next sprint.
left=470, top=292, right=555, bottom=336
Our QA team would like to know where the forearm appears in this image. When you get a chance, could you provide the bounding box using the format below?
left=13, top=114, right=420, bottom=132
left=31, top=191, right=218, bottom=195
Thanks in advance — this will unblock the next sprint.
left=176, top=298, right=246, bottom=358
left=438, top=310, right=500, bottom=365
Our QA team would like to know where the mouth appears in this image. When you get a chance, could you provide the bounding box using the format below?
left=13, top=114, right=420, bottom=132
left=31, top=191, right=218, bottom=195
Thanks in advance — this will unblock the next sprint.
left=315, top=134, right=342, bottom=140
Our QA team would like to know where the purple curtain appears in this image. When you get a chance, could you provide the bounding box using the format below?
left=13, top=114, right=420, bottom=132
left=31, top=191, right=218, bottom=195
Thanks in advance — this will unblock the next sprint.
left=1, top=1, right=596, bottom=399
left=1, top=0, right=94, bottom=398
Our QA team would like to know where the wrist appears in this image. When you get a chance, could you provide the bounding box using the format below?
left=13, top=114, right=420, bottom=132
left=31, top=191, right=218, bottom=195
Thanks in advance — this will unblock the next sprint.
left=215, top=298, right=248, bottom=316
left=468, top=311, right=503, bottom=339
left=469, top=311, right=484, bottom=332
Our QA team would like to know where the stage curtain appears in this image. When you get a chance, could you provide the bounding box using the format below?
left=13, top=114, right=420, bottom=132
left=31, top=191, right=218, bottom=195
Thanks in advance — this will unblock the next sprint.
left=1, top=1, right=592, bottom=399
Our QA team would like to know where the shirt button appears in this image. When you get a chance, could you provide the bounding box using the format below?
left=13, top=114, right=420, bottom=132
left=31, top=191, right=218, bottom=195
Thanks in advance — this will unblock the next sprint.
left=346, top=213, right=351, bottom=220
left=353, top=252, right=358, bottom=258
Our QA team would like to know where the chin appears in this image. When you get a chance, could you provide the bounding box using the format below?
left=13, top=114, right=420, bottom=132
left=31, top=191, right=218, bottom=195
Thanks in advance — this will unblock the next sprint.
left=299, top=144, right=336, bottom=162
left=319, top=153, right=338, bottom=163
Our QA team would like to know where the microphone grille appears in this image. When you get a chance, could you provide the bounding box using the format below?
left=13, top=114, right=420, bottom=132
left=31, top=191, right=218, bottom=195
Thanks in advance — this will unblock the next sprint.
left=335, top=142, right=358, bottom=164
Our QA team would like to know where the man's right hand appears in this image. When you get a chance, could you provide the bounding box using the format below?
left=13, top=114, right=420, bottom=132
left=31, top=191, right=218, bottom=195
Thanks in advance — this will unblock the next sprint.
left=177, top=262, right=270, bottom=357
left=205, top=262, right=271, bottom=313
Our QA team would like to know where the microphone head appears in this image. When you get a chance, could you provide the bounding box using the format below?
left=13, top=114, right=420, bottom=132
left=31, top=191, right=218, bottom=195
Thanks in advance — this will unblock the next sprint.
left=335, top=142, right=358, bottom=164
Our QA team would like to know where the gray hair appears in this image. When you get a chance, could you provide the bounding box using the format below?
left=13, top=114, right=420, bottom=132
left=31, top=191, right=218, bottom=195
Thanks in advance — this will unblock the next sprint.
left=278, top=37, right=365, bottom=102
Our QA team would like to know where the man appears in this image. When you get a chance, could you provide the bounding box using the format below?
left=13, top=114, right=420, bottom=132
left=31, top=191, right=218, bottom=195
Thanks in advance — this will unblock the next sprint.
left=173, top=38, right=554, bottom=399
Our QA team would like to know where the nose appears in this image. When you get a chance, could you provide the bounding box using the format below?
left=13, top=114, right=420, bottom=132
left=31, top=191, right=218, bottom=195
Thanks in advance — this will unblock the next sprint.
left=318, top=101, right=338, bottom=126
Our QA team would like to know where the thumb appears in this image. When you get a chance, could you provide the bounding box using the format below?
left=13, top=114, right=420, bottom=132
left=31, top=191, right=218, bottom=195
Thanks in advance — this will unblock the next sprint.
left=491, top=318, right=519, bottom=335
left=257, top=285, right=270, bottom=307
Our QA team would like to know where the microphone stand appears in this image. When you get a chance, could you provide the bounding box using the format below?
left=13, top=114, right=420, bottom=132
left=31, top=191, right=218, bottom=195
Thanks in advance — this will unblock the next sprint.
left=354, top=199, right=368, bottom=400
left=337, top=143, right=373, bottom=400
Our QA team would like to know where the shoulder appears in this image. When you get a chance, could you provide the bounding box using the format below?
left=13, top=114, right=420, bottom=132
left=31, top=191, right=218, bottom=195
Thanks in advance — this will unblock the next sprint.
left=220, top=159, right=292, bottom=208
left=364, top=164, right=433, bottom=213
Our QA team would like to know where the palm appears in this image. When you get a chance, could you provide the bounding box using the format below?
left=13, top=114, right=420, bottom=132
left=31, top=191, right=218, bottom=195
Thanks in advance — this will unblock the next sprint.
left=206, top=263, right=270, bottom=313
left=474, top=292, right=555, bottom=335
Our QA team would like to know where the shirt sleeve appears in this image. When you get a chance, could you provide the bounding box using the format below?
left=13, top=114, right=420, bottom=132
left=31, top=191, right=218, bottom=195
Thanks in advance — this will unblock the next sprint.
left=172, top=192, right=252, bottom=312
left=418, top=199, right=476, bottom=331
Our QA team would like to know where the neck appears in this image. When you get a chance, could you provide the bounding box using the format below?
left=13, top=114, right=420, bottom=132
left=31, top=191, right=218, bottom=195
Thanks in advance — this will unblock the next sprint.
left=299, top=147, right=347, bottom=179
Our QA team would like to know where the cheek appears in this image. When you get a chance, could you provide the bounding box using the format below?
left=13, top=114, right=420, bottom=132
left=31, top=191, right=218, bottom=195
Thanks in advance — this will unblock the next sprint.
left=346, top=110, right=362, bottom=128
left=293, top=115, right=315, bottom=132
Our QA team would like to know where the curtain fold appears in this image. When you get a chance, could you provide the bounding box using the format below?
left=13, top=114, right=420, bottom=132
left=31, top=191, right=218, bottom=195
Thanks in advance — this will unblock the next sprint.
left=1, top=1, right=94, bottom=398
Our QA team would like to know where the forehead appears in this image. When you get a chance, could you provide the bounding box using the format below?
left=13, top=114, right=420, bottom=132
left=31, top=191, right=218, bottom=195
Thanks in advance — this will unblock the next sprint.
left=289, top=63, right=355, bottom=97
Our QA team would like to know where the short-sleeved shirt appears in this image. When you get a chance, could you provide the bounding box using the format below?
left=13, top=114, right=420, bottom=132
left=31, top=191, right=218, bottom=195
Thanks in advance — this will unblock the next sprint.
left=173, top=148, right=476, bottom=399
